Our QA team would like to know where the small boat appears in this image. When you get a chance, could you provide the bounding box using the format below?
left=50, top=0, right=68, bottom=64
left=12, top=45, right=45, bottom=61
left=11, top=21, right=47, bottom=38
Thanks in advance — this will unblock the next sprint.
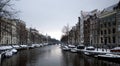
left=68, top=45, right=76, bottom=48
left=5, top=50, right=13, bottom=58
left=86, top=46, right=95, bottom=50
left=12, top=45, right=20, bottom=50
left=11, top=49, right=17, bottom=54
left=5, top=48, right=17, bottom=58
left=97, top=53, right=120, bottom=62
left=77, top=44, right=85, bottom=49
left=84, top=52, right=97, bottom=57
left=111, top=47, right=120, bottom=52
left=84, top=52, right=91, bottom=56
left=62, top=46, right=70, bottom=51
left=77, top=44, right=85, bottom=53
left=71, top=48, right=77, bottom=53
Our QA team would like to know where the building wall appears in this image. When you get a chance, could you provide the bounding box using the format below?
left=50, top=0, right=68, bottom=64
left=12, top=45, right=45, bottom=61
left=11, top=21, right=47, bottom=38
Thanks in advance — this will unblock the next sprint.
left=90, top=15, right=99, bottom=47
left=116, top=10, right=120, bottom=47
left=84, top=19, right=90, bottom=46
left=0, top=18, right=11, bottom=45
left=98, top=10, right=117, bottom=48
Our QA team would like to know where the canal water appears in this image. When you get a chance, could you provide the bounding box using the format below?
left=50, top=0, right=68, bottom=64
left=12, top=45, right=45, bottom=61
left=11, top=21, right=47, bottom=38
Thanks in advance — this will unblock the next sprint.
left=1, top=45, right=120, bottom=66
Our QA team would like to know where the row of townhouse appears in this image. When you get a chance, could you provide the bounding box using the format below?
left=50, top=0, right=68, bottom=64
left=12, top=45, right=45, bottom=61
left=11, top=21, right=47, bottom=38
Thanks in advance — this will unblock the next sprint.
left=0, top=17, right=48, bottom=46
left=61, top=1, right=120, bottom=48
left=80, top=2, right=120, bottom=48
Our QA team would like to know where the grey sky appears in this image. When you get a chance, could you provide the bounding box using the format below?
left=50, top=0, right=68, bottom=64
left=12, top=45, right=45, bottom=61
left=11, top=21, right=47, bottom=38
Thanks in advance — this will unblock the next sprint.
left=14, top=0, right=119, bottom=40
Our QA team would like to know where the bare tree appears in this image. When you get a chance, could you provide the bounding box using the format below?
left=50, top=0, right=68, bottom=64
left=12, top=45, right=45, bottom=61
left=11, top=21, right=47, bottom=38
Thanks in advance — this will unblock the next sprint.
left=0, top=0, right=18, bottom=18
left=62, top=24, right=71, bottom=44
left=62, top=24, right=70, bottom=35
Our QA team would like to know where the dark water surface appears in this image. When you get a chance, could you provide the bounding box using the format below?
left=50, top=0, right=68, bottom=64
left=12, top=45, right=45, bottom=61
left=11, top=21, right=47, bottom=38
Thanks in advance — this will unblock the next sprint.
left=1, top=45, right=120, bottom=66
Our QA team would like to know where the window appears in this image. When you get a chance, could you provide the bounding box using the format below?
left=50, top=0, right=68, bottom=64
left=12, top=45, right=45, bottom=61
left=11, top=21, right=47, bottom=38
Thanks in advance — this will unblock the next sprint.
left=101, top=37, right=103, bottom=43
left=113, top=36, right=116, bottom=43
left=100, top=24, right=103, bottom=28
left=113, top=21, right=116, bottom=26
left=113, top=28, right=116, bottom=33
left=118, top=36, right=120, bottom=43
left=112, top=18, right=115, bottom=21
left=108, top=37, right=111, bottom=43
left=108, top=22, right=111, bottom=27
left=101, top=30, right=103, bottom=35
left=104, top=30, right=107, bottom=34
left=104, top=23, right=107, bottom=27
left=108, top=29, right=111, bottom=34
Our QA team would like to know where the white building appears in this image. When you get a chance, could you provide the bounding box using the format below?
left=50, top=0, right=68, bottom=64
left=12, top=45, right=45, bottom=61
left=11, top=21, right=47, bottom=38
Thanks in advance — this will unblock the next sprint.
left=0, top=18, right=18, bottom=45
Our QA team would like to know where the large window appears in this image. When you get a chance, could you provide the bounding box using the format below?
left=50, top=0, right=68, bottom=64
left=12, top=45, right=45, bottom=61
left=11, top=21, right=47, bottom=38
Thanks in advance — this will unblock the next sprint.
left=104, top=30, right=107, bottom=34
left=118, top=36, right=120, bottom=43
left=101, top=37, right=103, bottom=43
left=113, top=21, right=116, bottom=26
left=100, top=24, right=103, bottom=28
left=108, top=37, right=111, bottom=43
left=101, top=30, right=103, bottom=35
left=113, top=36, right=116, bottom=43
left=104, top=23, right=107, bottom=27
left=108, top=22, right=111, bottom=27
left=108, top=29, right=111, bottom=34
left=112, top=28, right=116, bottom=33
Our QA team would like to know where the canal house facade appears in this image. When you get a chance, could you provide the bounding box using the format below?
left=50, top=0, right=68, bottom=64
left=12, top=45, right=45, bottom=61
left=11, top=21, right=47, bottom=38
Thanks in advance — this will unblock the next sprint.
left=0, top=17, right=51, bottom=45
left=61, top=1, right=120, bottom=48
left=97, top=3, right=120, bottom=48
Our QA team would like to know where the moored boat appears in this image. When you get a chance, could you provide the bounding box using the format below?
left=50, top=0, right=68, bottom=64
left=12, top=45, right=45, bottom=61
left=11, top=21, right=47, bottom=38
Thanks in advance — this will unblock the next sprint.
left=5, top=50, right=13, bottom=58
left=97, top=53, right=120, bottom=62
left=71, top=48, right=77, bottom=53
left=62, top=46, right=70, bottom=51
left=86, top=46, right=95, bottom=50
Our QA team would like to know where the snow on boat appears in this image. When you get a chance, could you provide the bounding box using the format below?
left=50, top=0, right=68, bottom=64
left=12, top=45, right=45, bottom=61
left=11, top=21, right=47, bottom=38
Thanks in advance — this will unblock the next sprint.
left=62, top=46, right=70, bottom=51
left=77, top=44, right=85, bottom=49
left=76, top=45, right=85, bottom=52
left=98, top=53, right=120, bottom=58
left=11, top=49, right=17, bottom=54
left=5, top=50, right=13, bottom=58
left=84, top=52, right=91, bottom=56
left=110, top=47, right=120, bottom=52
left=20, top=45, right=28, bottom=50
left=86, top=46, right=95, bottom=50
left=68, top=45, right=76, bottom=48
left=71, top=48, right=77, bottom=53
left=5, top=48, right=17, bottom=58
left=97, top=53, right=120, bottom=62
left=12, top=45, right=20, bottom=50
left=0, top=46, right=12, bottom=50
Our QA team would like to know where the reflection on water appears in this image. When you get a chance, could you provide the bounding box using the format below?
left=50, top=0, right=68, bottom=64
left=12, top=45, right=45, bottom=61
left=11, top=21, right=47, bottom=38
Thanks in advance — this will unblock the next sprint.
left=1, top=45, right=120, bottom=66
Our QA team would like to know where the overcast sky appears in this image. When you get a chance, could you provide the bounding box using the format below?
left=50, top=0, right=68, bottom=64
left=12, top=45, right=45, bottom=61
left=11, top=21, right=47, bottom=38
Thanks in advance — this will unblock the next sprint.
left=14, top=0, right=119, bottom=40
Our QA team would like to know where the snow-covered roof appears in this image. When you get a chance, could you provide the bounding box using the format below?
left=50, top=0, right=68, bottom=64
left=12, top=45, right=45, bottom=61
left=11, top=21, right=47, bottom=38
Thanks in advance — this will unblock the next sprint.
left=104, top=4, right=117, bottom=12
left=81, top=9, right=100, bottom=20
